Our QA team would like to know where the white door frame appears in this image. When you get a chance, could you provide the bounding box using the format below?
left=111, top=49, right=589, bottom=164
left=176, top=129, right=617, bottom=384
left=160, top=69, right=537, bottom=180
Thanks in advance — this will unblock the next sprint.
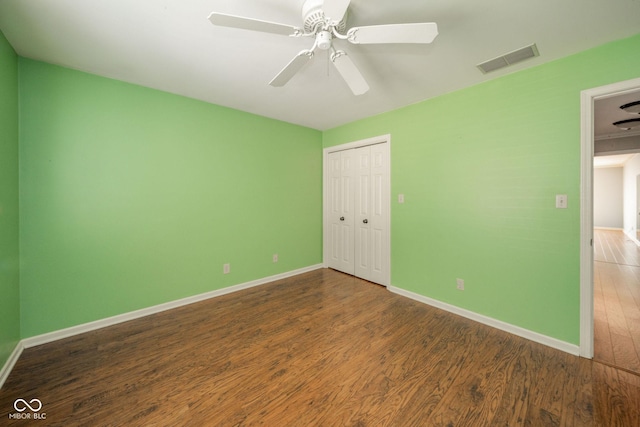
left=579, top=77, right=640, bottom=358
left=323, top=134, right=391, bottom=286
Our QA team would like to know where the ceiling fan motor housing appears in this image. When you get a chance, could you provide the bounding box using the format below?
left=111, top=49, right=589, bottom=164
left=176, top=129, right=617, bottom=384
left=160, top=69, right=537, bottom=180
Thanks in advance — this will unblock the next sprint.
left=302, top=0, right=347, bottom=33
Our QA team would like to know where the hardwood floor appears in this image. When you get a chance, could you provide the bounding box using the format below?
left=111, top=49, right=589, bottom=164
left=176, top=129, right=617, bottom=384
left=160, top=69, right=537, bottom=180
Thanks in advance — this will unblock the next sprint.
left=594, top=228, right=640, bottom=267
left=594, top=229, right=640, bottom=375
left=1, top=268, right=639, bottom=426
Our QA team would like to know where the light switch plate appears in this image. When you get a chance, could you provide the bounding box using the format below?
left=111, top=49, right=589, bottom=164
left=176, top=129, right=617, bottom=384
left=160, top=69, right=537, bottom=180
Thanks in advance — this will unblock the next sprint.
left=556, top=194, right=568, bottom=209
left=398, top=194, right=405, bottom=204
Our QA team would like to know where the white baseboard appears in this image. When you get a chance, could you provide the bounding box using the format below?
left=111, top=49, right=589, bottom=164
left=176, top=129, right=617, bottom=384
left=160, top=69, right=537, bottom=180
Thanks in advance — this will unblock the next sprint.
left=0, top=264, right=322, bottom=389
left=388, top=286, right=580, bottom=356
left=22, top=264, right=323, bottom=349
left=623, top=229, right=640, bottom=247
left=4, top=265, right=579, bottom=391
left=0, top=341, right=24, bottom=390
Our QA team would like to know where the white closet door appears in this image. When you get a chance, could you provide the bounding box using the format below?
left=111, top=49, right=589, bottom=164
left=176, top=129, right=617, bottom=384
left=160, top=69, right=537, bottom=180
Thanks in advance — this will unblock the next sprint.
left=354, top=144, right=388, bottom=283
left=368, top=143, right=388, bottom=285
left=326, top=141, right=389, bottom=285
left=327, top=150, right=356, bottom=274
left=354, top=146, right=372, bottom=280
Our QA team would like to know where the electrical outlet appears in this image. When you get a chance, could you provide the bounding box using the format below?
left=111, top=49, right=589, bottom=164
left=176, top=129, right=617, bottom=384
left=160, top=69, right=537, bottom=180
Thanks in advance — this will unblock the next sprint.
left=456, top=278, right=464, bottom=291
left=273, top=254, right=278, bottom=263
left=223, top=263, right=230, bottom=274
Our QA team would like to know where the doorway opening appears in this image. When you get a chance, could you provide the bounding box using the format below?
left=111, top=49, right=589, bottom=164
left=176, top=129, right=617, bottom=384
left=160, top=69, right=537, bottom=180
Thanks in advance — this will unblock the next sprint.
left=580, top=77, right=640, bottom=366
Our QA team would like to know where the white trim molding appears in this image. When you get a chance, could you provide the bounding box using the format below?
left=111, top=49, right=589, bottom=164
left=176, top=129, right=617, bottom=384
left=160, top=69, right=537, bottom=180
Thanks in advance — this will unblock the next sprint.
left=22, top=264, right=323, bottom=349
left=0, top=341, right=24, bottom=390
left=1, top=264, right=322, bottom=389
left=389, top=286, right=580, bottom=356
left=623, top=229, right=640, bottom=247
left=580, top=77, right=640, bottom=359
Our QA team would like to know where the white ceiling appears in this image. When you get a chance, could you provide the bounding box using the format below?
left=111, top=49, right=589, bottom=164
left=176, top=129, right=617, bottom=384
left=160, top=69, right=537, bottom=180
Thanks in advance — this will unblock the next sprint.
left=0, top=0, right=639, bottom=130
left=593, top=153, right=635, bottom=168
left=593, top=89, right=640, bottom=168
left=594, top=90, right=640, bottom=139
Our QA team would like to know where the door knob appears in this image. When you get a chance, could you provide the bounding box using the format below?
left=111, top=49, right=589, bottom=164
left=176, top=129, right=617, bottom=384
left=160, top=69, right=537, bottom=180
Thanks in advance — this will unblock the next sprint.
left=340, top=216, right=345, bottom=221
left=363, top=219, right=368, bottom=224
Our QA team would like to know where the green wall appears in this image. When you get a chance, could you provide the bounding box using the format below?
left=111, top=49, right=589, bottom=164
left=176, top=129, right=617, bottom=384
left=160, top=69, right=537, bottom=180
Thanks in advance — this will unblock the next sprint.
left=0, top=30, right=20, bottom=367
left=19, top=59, right=322, bottom=337
left=7, top=31, right=640, bottom=348
left=324, top=33, right=640, bottom=345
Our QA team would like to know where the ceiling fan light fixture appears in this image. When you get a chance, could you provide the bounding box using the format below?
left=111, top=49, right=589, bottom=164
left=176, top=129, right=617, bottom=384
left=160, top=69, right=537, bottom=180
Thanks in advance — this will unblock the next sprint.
left=209, top=0, right=438, bottom=95
left=316, top=30, right=332, bottom=50
left=620, top=100, right=640, bottom=114
left=613, top=118, right=640, bottom=130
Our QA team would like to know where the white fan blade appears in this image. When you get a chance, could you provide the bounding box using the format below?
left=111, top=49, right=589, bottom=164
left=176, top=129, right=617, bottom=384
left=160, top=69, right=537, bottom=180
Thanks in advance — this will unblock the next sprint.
left=269, top=51, right=314, bottom=87
left=323, top=0, right=351, bottom=24
left=331, top=51, right=369, bottom=96
left=348, top=22, right=438, bottom=44
left=209, top=12, right=301, bottom=37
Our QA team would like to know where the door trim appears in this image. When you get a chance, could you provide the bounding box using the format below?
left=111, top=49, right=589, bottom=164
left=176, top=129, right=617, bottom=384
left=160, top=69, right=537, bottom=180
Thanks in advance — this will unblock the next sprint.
left=323, top=134, right=391, bottom=286
left=580, top=77, right=640, bottom=358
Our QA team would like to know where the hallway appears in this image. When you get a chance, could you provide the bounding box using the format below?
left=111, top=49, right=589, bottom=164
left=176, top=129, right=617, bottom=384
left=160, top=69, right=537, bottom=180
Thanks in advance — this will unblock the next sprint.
left=593, top=229, right=640, bottom=374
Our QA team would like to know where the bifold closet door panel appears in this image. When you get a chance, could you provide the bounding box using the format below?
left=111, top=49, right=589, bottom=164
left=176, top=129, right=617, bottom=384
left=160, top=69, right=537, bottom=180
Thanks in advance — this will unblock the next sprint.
left=354, top=144, right=387, bottom=284
left=368, top=143, right=388, bottom=285
left=327, top=150, right=356, bottom=274
left=354, top=146, right=372, bottom=280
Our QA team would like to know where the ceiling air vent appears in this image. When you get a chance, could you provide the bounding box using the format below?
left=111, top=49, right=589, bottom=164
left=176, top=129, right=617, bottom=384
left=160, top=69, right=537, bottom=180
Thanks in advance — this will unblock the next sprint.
left=477, top=43, right=539, bottom=74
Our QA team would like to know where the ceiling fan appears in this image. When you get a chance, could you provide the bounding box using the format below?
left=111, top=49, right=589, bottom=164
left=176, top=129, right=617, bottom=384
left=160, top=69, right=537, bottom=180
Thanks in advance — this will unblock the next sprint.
left=208, top=0, right=438, bottom=95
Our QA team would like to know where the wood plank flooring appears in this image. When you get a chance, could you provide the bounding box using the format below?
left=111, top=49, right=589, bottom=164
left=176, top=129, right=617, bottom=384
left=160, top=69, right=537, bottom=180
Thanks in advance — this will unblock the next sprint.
left=594, top=229, right=640, bottom=375
left=1, top=268, right=639, bottom=426
left=594, top=228, right=640, bottom=267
